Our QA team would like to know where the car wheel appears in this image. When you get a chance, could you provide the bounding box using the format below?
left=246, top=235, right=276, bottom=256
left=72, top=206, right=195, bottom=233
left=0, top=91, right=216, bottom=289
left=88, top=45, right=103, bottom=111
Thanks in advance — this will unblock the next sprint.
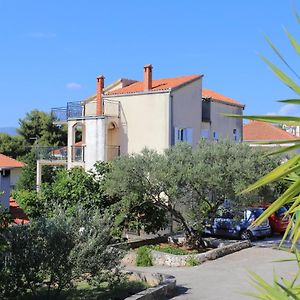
left=240, top=230, right=252, bottom=241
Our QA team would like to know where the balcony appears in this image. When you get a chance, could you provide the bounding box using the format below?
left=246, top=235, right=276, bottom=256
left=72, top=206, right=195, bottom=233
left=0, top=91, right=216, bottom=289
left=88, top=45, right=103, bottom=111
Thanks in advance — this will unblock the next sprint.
left=51, top=107, right=67, bottom=123
left=51, top=101, right=85, bottom=123
left=106, top=145, right=120, bottom=161
left=35, top=146, right=67, bottom=161
left=35, top=145, right=85, bottom=163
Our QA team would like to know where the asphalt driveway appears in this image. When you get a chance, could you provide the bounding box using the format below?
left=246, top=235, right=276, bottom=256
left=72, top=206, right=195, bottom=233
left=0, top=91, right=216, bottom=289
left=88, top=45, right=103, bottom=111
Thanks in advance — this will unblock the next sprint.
left=131, top=247, right=298, bottom=299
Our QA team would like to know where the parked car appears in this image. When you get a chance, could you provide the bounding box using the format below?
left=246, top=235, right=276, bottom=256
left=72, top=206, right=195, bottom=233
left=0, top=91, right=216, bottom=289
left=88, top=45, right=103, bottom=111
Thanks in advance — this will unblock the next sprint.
left=204, top=207, right=271, bottom=241
left=263, top=205, right=290, bottom=235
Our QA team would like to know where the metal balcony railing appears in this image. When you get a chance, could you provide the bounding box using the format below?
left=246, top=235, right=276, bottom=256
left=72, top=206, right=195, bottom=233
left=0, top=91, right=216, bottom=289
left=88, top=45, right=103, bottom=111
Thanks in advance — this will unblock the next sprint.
left=106, top=145, right=120, bottom=161
left=67, top=101, right=85, bottom=119
left=35, top=146, right=67, bottom=161
left=71, top=145, right=85, bottom=162
left=51, top=107, right=67, bottom=123
left=51, top=101, right=85, bottom=123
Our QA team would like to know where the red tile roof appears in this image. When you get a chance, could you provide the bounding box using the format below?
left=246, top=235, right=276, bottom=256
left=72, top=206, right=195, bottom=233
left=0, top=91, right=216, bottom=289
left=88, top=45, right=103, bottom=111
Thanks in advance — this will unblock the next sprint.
left=202, top=88, right=244, bottom=107
left=243, top=121, right=298, bottom=141
left=0, top=154, right=24, bottom=168
left=107, top=75, right=202, bottom=95
left=9, top=197, right=29, bottom=225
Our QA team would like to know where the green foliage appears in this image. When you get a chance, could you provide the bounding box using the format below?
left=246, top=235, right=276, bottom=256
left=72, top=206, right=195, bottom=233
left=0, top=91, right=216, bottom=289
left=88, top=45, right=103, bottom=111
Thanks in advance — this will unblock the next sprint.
left=0, top=208, right=124, bottom=299
left=0, top=133, right=27, bottom=159
left=15, top=150, right=60, bottom=192
left=136, top=246, right=153, bottom=267
left=153, top=245, right=196, bottom=255
left=186, top=255, right=199, bottom=267
left=105, top=141, right=277, bottom=241
left=0, top=204, right=11, bottom=253
left=0, top=110, right=67, bottom=191
left=14, top=162, right=112, bottom=219
left=18, top=109, right=67, bottom=146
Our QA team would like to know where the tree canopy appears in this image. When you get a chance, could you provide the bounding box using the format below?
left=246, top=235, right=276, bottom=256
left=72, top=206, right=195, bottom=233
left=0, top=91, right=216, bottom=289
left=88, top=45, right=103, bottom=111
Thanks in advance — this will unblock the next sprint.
left=104, top=140, right=279, bottom=241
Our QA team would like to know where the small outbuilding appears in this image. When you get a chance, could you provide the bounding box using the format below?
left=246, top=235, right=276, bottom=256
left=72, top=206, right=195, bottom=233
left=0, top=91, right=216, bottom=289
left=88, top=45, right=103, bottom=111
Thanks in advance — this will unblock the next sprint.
left=0, top=154, right=24, bottom=209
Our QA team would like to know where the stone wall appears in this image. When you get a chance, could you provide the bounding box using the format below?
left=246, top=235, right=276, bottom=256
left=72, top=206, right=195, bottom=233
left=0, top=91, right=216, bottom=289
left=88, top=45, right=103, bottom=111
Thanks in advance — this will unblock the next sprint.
left=122, top=240, right=251, bottom=267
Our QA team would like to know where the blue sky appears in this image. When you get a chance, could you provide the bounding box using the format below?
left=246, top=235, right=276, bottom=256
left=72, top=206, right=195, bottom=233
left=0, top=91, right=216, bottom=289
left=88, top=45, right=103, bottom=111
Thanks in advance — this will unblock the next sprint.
left=1, top=0, right=300, bottom=127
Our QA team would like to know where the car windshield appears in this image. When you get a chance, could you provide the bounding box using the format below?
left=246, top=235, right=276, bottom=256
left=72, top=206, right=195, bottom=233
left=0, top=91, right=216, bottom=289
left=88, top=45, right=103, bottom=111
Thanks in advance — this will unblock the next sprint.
left=276, top=206, right=287, bottom=216
left=248, top=208, right=264, bottom=218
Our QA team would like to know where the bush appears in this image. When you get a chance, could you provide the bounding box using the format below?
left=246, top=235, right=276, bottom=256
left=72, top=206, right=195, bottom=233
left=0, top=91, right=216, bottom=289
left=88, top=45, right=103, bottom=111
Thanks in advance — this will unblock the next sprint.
left=0, top=208, right=124, bottom=299
left=186, top=255, right=199, bottom=267
left=153, top=245, right=196, bottom=255
left=136, top=246, right=153, bottom=267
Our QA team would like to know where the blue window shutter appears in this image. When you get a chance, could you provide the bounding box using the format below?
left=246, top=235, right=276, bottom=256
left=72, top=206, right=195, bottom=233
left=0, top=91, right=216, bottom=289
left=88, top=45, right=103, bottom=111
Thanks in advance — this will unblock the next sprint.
left=186, top=128, right=193, bottom=144
left=201, top=129, right=209, bottom=139
left=213, top=131, right=218, bottom=141
left=174, top=127, right=180, bottom=144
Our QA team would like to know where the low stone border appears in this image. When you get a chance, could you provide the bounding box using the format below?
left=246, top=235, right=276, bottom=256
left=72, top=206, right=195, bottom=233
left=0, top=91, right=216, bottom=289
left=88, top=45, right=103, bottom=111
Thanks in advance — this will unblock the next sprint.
left=122, top=240, right=251, bottom=267
left=124, top=270, right=176, bottom=300
left=112, top=236, right=168, bottom=250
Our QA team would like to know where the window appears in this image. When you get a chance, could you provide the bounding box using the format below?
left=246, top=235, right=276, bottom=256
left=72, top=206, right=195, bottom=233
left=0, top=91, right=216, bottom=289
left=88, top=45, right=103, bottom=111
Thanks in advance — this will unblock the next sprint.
left=0, top=169, right=10, bottom=177
left=201, top=129, right=210, bottom=139
left=233, top=128, right=240, bottom=142
left=213, top=131, right=218, bottom=141
left=202, top=99, right=211, bottom=122
left=174, top=128, right=193, bottom=144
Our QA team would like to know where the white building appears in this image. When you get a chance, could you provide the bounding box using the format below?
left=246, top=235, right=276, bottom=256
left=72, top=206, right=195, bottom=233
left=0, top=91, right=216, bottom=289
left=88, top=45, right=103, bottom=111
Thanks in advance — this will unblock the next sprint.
left=36, top=65, right=245, bottom=189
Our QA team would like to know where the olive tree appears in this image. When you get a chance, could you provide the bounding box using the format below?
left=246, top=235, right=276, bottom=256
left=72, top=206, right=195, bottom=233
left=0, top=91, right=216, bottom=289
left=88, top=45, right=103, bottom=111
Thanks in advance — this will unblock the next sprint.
left=104, top=140, right=277, bottom=245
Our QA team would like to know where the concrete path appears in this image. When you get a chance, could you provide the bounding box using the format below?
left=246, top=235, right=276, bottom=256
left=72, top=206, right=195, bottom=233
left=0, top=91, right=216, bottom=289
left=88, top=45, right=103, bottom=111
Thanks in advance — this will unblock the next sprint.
left=130, top=247, right=298, bottom=299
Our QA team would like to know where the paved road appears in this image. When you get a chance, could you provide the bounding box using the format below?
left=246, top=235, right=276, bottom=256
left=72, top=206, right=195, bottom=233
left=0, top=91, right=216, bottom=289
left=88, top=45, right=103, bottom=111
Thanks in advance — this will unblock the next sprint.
left=131, top=246, right=298, bottom=299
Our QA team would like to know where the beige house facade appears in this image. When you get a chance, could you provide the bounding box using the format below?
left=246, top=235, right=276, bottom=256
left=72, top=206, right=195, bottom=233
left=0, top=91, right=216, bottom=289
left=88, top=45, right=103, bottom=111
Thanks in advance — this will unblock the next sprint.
left=36, top=65, right=244, bottom=189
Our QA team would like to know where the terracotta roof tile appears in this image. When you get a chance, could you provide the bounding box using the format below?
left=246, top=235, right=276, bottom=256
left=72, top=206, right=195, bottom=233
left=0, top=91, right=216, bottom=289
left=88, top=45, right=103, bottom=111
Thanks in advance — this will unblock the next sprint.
left=9, top=197, right=29, bottom=224
left=0, top=154, right=24, bottom=168
left=107, top=75, right=201, bottom=95
left=243, top=121, right=298, bottom=141
left=202, top=88, right=244, bottom=107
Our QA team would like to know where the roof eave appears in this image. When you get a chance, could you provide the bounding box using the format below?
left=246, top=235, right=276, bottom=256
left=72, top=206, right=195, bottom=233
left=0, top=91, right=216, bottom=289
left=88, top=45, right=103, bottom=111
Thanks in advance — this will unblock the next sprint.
left=169, top=74, right=203, bottom=93
left=203, top=97, right=245, bottom=109
left=104, top=89, right=171, bottom=98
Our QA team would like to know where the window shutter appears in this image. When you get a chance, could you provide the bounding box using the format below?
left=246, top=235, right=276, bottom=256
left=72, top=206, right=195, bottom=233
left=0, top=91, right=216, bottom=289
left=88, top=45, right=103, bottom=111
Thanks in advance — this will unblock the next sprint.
left=174, top=127, right=180, bottom=144
left=201, top=129, right=210, bottom=139
left=186, top=128, right=193, bottom=144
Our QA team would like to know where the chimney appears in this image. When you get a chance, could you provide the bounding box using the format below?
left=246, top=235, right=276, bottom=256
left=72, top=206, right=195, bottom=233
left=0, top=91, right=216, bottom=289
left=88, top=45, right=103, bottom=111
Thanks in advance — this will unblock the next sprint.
left=144, top=64, right=153, bottom=91
left=96, top=75, right=105, bottom=115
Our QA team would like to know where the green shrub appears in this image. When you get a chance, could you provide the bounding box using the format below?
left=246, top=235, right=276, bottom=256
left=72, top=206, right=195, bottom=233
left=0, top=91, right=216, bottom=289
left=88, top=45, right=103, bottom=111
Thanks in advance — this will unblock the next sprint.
left=153, top=245, right=195, bottom=255
left=0, top=208, right=124, bottom=299
left=186, top=255, right=199, bottom=267
left=136, top=246, right=153, bottom=266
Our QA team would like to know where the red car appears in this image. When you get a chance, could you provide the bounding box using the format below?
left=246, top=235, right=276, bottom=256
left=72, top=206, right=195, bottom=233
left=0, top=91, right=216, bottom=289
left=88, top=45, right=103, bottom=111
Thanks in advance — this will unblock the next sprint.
left=265, top=206, right=290, bottom=235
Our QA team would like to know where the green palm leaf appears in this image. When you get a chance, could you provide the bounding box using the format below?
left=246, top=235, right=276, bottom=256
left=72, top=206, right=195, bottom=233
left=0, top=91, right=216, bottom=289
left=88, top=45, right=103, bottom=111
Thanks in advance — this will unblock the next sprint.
left=264, top=35, right=300, bottom=79
left=285, top=27, right=300, bottom=58
left=278, top=99, right=300, bottom=105
left=252, top=139, right=300, bottom=145
left=225, top=114, right=300, bottom=125
left=260, top=54, right=300, bottom=95
left=241, top=154, right=300, bottom=194
left=268, top=143, right=300, bottom=156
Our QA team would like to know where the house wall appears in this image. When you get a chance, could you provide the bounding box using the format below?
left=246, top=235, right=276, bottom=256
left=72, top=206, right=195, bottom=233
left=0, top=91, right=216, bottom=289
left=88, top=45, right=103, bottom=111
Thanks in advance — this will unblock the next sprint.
left=67, top=117, right=106, bottom=170
left=85, top=101, right=97, bottom=117
left=202, top=101, right=243, bottom=141
left=104, top=92, right=170, bottom=154
left=171, top=77, right=203, bottom=147
left=0, top=171, right=11, bottom=210
left=84, top=117, right=106, bottom=170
